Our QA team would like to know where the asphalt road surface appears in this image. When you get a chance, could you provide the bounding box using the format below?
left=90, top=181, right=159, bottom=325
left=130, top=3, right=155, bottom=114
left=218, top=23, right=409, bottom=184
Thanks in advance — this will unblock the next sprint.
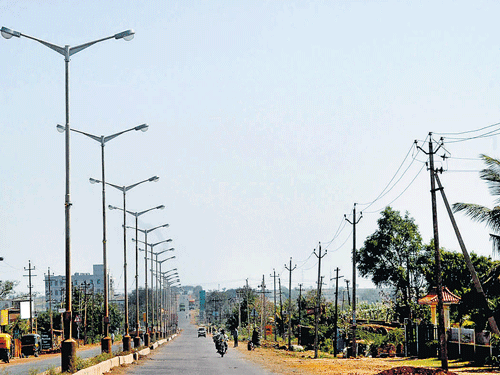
left=120, top=312, right=277, bottom=375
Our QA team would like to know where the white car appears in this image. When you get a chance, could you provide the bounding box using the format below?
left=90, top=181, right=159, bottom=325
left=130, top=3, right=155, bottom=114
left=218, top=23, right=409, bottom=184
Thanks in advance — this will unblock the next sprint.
left=197, top=327, right=206, bottom=337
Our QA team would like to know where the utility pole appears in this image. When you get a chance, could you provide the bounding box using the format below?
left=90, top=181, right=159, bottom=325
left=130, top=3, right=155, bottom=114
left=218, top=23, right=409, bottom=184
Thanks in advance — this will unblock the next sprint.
left=417, top=134, right=448, bottom=370
left=284, top=258, right=297, bottom=350
left=345, top=280, right=350, bottom=306
left=313, top=243, right=327, bottom=359
left=246, top=279, right=251, bottom=332
left=278, top=277, right=284, bottom=341
left=298, top=284, right=303, bottom=345
left=45, top=268, right=54, bottom=348
left=345, top=204, right=362, bottom=358
left=24, top=260, right=36, bottom=333
left=331, top=268, right=343, bottom=356
left=270, top=269, right=279, bottom=342
left=258, top=275, right=271, bottom=340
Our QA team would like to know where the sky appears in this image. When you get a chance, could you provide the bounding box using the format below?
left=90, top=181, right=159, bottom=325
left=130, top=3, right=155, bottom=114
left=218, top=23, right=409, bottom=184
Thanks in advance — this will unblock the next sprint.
left=2, top=1, right=500, bottom=299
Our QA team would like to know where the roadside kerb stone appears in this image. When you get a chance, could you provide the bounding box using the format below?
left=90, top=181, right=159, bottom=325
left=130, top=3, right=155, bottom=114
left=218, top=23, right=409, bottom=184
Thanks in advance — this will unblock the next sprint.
left=37, top=336, right=176, bottom=375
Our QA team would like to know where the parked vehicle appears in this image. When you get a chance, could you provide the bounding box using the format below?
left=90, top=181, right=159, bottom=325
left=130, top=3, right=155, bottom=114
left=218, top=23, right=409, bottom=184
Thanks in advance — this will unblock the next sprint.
left=197, top=327, right=206, bottom=337
left=0, top=333, right=12, bottom=363
left=21, top=334, right=41, bottom=358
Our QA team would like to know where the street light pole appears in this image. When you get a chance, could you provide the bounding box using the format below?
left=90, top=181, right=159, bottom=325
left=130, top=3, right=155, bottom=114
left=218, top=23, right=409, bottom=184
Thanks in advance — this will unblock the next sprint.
left=58, top=123, right=149, bottom=353
left=134, top=236, right=172, bottom=343
left=109, top=204, right=164, bottom=347
left=152, top=252, right=175, bottom=336
left=93, top=176, right=159, bottom=351
left=1, top=26, right=134, bottom=373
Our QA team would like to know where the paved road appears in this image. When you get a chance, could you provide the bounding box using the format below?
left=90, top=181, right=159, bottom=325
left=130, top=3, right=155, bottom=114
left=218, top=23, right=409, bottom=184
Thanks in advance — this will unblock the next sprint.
left=0, top=341, right=123, bottom=375
left=120, top=312, right=277, bottom=375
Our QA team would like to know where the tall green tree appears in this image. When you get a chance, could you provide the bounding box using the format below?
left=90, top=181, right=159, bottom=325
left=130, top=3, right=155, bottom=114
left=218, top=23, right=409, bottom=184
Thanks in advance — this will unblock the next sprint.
left=453, top=154, right=500, bottom=254
left=357, top=206, right=424, bottom=322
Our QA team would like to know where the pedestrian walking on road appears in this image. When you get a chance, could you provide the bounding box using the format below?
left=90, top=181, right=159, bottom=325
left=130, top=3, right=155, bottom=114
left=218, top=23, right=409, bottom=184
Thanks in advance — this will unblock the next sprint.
left=233, top=328, right=238, bottom=347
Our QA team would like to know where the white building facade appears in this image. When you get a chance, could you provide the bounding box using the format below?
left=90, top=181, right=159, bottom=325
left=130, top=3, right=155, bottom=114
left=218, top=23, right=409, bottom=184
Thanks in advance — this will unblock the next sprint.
left=44, top=265, right=114, bottom=310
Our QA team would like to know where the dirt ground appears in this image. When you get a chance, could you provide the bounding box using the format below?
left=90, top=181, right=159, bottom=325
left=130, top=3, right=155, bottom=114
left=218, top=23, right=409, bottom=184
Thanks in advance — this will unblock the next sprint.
left=232, top=341, right=500, bottom=375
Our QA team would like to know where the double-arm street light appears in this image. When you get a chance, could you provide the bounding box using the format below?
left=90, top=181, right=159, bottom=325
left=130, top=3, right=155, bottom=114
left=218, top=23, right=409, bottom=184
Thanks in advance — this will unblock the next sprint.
left=161, top=270, right=180, bottom=336
left=153, top=253, right=175, bottom=336
left=92, top=176, right=159, bottom=351
left=1, top=26, right=134, bottom=372
left=134, top=237, right=172, bottom=342
left=110, top=204, right=164, bottom=347
left=57, top=123, right=149, bottom=353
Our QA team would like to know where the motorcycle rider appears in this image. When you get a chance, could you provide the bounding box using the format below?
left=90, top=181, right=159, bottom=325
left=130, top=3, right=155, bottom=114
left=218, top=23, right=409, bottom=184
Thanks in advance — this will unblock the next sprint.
left=214, top=328, right=228, bottom=355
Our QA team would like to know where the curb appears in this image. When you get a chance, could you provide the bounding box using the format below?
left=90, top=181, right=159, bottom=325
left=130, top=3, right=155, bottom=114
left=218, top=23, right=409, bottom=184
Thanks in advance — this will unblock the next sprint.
left=37, top=335, right=177, bottom=375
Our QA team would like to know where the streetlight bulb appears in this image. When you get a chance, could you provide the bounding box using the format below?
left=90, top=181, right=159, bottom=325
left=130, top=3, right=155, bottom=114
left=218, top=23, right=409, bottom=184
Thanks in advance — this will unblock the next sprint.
left=157, top=205, right=165, bottom=210
left=108, top=205, right=117, bottom=210
left=149, top=176, right=159, bottom=182
left=114, top=29, right=135, bottom=41
left=56, top=124, right=66, bottom=133
left=89, top=178, right=100, bottom=184
left=1, top=27, right=19, bottom=39
left=135, top=124, right=148, bottom=132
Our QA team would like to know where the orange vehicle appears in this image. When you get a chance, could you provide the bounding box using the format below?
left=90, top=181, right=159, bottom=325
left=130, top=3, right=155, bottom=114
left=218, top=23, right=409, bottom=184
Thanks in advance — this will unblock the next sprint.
left=0, top=333, right=12, bottom=363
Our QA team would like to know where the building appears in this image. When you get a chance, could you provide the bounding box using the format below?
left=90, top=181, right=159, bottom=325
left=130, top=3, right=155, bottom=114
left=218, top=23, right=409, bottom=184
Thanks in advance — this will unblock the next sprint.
left=44, top=265, right=114, bottom=310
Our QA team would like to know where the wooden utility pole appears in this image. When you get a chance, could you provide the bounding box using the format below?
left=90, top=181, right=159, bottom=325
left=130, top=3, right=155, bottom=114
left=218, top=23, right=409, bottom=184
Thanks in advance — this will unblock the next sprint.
left=331, top=268, right=343, bottom=356
left=345, top=205, right=362, bottom=358
left=284, top=258, right=297, bottom=350
left=270, top=270, right=279, bottom=342
left=313, top=243, right=327, bottom=359
left=24, top=260, right=36, bottom=333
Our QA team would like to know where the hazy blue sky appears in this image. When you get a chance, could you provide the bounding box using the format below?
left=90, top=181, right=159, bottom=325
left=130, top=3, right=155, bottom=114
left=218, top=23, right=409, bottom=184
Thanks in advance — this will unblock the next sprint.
left=2, top=1, right=500, bottom=298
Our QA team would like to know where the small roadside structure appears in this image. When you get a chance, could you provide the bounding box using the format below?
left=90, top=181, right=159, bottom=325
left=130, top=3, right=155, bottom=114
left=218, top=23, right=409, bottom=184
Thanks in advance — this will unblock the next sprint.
left=418, top=286, right=461, bottom=328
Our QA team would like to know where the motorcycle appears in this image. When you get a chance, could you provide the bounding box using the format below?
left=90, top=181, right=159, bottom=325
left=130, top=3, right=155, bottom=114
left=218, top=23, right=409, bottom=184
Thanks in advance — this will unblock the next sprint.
left=0, top=333, right=12, bottom=363
left=214, top=334, right=228, bottom=357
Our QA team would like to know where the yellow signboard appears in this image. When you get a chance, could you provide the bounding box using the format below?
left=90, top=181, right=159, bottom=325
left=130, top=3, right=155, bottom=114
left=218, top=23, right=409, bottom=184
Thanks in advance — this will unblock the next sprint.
left=0, top=309, right=8, bottom=326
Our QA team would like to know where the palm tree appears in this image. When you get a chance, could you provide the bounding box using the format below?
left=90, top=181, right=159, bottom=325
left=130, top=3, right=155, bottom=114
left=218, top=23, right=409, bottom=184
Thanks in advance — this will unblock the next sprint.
left=453, top=154, right=500, bottom=254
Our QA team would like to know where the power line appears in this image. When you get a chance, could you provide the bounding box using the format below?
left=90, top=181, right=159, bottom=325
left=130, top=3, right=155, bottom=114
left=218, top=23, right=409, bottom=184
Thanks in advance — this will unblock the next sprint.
left=435, top=121, right=500, bottom=136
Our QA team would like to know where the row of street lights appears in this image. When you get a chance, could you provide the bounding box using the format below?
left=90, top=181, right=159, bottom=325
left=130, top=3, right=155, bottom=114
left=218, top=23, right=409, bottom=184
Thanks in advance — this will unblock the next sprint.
left=1, top=26, right=180, bottom=372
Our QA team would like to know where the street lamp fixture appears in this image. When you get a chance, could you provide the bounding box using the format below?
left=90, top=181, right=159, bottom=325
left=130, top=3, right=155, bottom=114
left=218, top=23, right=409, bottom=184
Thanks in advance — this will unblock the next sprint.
left=108, top=204, right=164, bottom=347
left=1, top=25, right=134, bottom=373
left=57, top=124, right=149, bottom=354
left=95, top=176, right=159, bottom=352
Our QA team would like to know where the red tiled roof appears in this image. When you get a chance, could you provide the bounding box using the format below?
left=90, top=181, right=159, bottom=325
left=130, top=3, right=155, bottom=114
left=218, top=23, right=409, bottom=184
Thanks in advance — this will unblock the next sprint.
left=418, top=286, right=460, bottom=305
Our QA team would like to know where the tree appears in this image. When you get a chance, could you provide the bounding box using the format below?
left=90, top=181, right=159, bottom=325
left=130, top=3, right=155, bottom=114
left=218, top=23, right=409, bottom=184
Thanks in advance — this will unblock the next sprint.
left=453, top=154, right=500, bottom=254
left=419, top=246, right=497, bottom=329
left=357, top=206, right=424, bottom=322
left=0, top=280, right=18, bottom=300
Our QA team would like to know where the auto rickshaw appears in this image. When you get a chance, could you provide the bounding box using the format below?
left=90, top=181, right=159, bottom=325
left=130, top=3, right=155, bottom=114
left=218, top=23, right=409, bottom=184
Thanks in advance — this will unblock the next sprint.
left=0, top=333, right=12, bottom=363
left=21, top=333, right=41, bottom=358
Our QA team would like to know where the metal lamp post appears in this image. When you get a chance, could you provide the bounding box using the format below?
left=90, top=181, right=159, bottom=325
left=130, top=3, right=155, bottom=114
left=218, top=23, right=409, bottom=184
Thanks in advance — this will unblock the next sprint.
left=134, top=237, right=172, bottom=342
left=153, top=254, right=175, bottom=336
left=57, top=123, right=149, bottom=353
left=109, top=204, right=164, bottom=347
left=93, top=176, right=159, bottom=351
left=158, top=267, right=177, bottom=336
left=1, top=25, right=134, bottom=372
